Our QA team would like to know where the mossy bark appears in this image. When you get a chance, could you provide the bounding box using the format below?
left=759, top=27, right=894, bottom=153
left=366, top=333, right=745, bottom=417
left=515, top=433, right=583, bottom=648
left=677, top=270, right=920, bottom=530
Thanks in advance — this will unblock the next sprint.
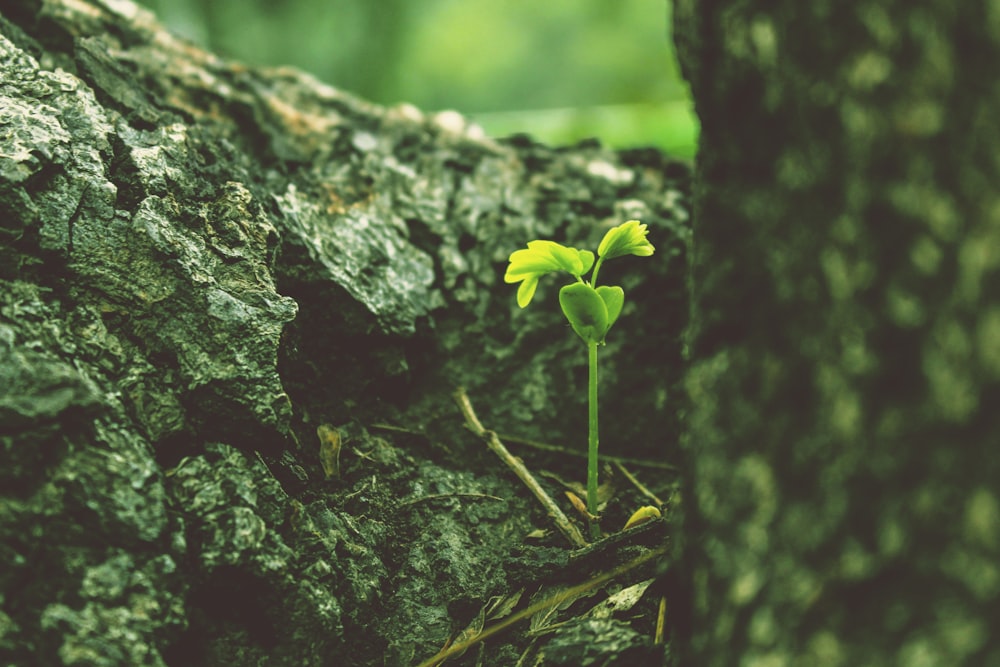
left=675, top=1, right=1000, bottom=664
left=0, top=1, right=686, bottom=664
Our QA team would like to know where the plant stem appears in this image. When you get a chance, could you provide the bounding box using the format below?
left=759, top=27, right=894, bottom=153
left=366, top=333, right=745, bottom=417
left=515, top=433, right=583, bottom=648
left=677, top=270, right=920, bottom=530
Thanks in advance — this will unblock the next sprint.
left=590, top=256, right=605, bottom=286
left=587, top=340, right=600, bottom=539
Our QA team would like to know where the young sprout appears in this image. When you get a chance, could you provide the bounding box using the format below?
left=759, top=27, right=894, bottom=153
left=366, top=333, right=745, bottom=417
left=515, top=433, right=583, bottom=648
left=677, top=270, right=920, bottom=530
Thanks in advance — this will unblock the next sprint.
left=505, top=220, right=655, bottom=538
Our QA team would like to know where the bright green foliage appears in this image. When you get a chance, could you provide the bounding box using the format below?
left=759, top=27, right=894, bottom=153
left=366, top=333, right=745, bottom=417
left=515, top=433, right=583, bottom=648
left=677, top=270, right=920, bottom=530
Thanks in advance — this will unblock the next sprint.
left=504, top=240, right=595, bottom=308
left=558, top=283, right=624, bottom=344
left=597, top=219, right=655, bottom=260
left=505, top=220, right=654, bottom=536
left=505, top=219, right=654, bottom=339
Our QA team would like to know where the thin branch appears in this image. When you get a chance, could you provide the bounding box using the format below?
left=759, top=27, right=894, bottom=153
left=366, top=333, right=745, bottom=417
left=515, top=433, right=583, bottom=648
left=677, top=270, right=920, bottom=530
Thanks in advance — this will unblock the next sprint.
left=496, top=432, right=678, bottom=471
left=453, top=388, right=588, bottom=549
left=370, top=422, right=679, bottom=473
left=614, top=461, right=666, bottom=507
left=370, top=422, right=422, bottom=435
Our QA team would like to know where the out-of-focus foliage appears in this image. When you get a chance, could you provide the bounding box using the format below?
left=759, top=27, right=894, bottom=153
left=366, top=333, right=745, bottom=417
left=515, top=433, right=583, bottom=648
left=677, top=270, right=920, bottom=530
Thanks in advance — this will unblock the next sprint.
left=137, top=0, right=697, bottom=157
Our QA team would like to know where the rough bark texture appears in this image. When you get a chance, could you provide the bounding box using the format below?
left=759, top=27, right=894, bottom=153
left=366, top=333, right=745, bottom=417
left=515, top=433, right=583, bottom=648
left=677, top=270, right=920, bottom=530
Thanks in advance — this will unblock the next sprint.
left=674, top=1, right=1000, bottom=665
left=0, top=1, right=686, bottom=665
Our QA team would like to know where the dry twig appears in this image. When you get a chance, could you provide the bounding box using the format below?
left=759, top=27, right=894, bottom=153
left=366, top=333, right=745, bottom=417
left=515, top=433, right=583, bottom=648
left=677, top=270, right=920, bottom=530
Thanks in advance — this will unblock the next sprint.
left=496, top=432, right=677, bottom=471
left=614, top=461, right=666, bottom=507
left=452, top=388, right=588, bottom=549
left=370, top=423, right=677, bottom=471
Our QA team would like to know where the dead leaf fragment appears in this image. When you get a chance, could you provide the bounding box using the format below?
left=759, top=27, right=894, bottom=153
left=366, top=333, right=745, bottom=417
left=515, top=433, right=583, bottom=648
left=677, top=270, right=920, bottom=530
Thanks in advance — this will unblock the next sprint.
left=622, top=505, right=661, bottom=530
left=486, top=588, right=524, bottom=621
left=585, top=578, right=655, bottom=620
left=317, top=424, right=342, bottom=479
left=565, top=491, right=598, bottom=521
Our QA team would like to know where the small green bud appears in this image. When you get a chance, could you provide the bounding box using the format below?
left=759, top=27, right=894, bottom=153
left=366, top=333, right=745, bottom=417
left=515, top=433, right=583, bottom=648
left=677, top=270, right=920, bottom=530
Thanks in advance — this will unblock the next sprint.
left=597, top=220, right=655, bottom=260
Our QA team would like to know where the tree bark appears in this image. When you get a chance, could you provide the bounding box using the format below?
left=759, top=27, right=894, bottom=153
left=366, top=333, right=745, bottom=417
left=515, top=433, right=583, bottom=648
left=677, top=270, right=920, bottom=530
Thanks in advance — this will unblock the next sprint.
left=0, top=1, right=686, bottom=664
left=675, top=1, right=1000, bottom=664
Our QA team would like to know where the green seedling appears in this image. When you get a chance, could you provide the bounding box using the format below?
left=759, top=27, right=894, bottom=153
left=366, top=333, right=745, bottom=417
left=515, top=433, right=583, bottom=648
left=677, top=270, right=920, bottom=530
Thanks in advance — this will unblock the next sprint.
left=505, top=220, right=655, bottom=538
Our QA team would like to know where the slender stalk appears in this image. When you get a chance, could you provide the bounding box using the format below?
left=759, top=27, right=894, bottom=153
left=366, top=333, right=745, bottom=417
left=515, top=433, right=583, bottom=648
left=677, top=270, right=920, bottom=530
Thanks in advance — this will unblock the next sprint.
left=587, top=340, right=600, bottom=538
left=590, top=256, right=605, bottom=286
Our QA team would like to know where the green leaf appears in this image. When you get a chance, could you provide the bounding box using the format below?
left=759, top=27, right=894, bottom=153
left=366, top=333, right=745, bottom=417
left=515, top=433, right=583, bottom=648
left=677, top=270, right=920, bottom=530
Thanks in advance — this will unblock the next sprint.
left=597, top=220, right=655, bottom=260
left=505, top=240, right=591, bottom=307
left=515, top=274, right=540, bottom=309
left=559, top=282, right=608, bottom=344
left=506, top=240, right=585, bottom=279
left=596, top=285, right=624, bottom=331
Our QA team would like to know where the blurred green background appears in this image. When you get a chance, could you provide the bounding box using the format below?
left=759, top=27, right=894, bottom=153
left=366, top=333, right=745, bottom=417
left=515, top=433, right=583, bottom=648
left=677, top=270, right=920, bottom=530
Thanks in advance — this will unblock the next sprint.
left=136, top=0, right=697, bottom=158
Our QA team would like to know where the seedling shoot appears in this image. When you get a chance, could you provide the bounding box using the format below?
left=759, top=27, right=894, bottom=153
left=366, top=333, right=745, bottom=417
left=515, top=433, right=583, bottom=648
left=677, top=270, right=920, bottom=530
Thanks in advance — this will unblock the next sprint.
left=505, top=220, right=655, bottom=538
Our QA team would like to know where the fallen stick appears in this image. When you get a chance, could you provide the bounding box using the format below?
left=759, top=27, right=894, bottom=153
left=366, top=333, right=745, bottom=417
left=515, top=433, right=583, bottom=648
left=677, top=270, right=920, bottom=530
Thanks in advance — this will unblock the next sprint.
left=452, top=388, right=588, bottom=549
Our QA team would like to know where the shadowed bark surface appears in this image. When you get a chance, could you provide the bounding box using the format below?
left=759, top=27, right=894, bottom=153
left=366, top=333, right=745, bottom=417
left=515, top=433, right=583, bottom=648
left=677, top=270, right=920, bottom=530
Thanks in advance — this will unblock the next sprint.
left=0, top=1, right=685, bottom=665
left=673, top=1, right=1000, bottom=664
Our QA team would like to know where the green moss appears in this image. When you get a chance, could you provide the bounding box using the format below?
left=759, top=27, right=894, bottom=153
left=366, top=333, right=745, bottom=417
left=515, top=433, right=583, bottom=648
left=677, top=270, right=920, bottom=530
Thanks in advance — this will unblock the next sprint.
left=877, top=517, right=906, bottom=557
left=803, top=631, right=845, bottom=666
left=730, top=568, right=765, bottom=606
left=959, top=233, right=1000, bottom=304
left=821, top=249, right=852, bottom=301
left=748, top=606, right=778, bottom=645
left=743, top=654, right=789, bottom=667
left=892, top=100, right=943, bottom=136
left=942, top=545, right=1000, bottom=600
left=923, top=322, right=977, bottom=422
left=838, top=538, right=875, bottom=579
left=847, top=51, right=892, bottom=90
left=977, top=307, right=1000, bottom=377
left=886, top=285, right=926, bottom=328
left=910, top=235, right=943, bottom=275
left=964, top=487, right=1000, bottom=549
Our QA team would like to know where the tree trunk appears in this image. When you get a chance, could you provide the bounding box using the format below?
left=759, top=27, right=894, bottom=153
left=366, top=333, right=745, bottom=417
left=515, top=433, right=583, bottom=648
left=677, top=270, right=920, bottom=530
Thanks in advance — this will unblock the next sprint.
left=0, top=1, right=686, bottom=664
left=675, top=1, right=1000, bottom=664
